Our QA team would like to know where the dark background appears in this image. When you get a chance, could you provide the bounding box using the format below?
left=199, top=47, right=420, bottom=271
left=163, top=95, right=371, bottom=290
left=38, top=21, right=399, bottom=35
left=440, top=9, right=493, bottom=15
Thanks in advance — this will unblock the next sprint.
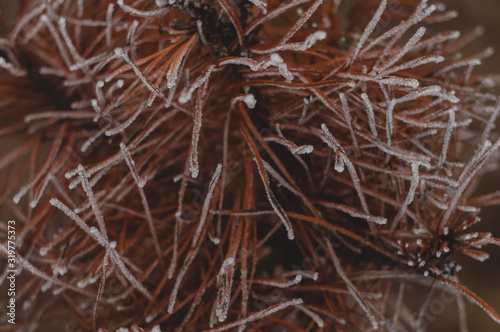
left=431, top=1, right=500, bottom=331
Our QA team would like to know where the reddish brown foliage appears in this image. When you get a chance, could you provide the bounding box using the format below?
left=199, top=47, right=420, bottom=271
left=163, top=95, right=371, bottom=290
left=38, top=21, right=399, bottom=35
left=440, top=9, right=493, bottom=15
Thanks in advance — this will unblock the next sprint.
left=1, top=0, right=500, bottom=331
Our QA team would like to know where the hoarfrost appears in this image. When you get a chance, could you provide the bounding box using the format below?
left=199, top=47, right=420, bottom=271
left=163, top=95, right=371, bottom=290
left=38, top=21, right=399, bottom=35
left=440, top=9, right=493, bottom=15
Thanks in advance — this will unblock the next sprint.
left=325, top=240, right=378, bottom=329
left=117, top=0, right=167, bottom=17
left=215, top=257, right=235, bottom=322
left=361, top=93, right=378, bottom=138
left=254, top=157, right=294, bottom=240
left=349, top=0, right=387, bottom=65
left=261, top=53, right=294, bottom=82
left=191, top=164, right=222, bottom=247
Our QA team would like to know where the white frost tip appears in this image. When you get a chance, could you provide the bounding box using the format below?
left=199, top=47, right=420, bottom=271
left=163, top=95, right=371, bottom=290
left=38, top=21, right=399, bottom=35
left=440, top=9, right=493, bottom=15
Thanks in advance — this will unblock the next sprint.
left=156, top=0, right=169, bottom=6
left=249, top=0, right=267, bottom=13
left=270, top=53, right=283, bottom=65
left=334, top=154, right=345, bottom=173
left=293, top=145, right=313, bottom=154
left=178, top=90, right=190, bottom=104
left=13, top=191, right=23, bottom=204
left=304, top=31, right=327, bottom=48
left=243, top=94, right=256, bottom=109
left=222, top=257, right=235, bottom=267
left=166, top=77, right=176, bottom=89
left=408, top=80, right=419, bottom=88
left=264, top=53, right=294, bottom=82
left=190, top=166, right=199, bottom=179
left=114, top=48, right=124, bottom=57
left=91, top=99, right=101, bottom=113
left=110, top=241, right=117, bottom=249
left=41, top=281, right=52, bottom=292
left=29, top=198, right=39, bottom=209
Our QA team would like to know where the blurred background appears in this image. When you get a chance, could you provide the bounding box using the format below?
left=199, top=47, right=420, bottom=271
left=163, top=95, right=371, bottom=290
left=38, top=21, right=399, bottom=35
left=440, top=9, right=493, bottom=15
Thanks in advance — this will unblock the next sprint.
left=439, top=0, right=500, bottom=75
left=436, top=1, right=500, bottom=331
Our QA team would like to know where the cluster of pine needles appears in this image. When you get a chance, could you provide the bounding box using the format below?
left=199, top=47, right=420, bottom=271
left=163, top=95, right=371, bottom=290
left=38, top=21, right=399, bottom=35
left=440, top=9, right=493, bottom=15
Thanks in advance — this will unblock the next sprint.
left=1, top=0, right=500, bottom=331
